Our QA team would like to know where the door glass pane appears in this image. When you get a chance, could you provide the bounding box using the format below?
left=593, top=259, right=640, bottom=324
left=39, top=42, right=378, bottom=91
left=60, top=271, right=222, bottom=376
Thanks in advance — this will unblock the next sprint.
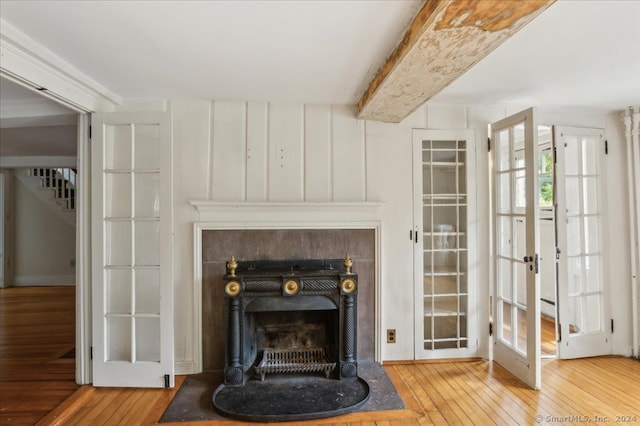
left=566, top=217, right=582, bottom=257
left=136, top=269, right=160, bottom=314
left=583, top=177, right=598, bottom=215
left=514, top=218, right=527, bottom=260
left=135, top=221, right=160, bottom=266
left=499, top=258, right=512, bottom=301
left=582, top=137, right=598, bottom=175
left=105, top=173, right=131, bottom=218
left=584, top=295, right=602, bottom=332
left=106, top=270, right=131, bottom=314
left=564, top=136, right=579, bottom=175
left=516, top=307, right=527, bottom=354
left=105, top=125, right=132, bottom=170
left=134, top=125, right=160, bottom=170
left=498, top=130, right=510, bottom=171
left=501, top=302, right=512, bottom=343
left=498, top=173, right=511, bottom=214
left=105, top=221, right=132, bottom=266
left=515, top=262, right=527, bottom=306
left=107, top=317, right=131, bottom=361
left=565, top=177, right=580, bottom=215
left=136, top=317, right=161, bottom=362
left=134, top=173, right=160, bottom=218
left=584, top=256, right=601, bottom=293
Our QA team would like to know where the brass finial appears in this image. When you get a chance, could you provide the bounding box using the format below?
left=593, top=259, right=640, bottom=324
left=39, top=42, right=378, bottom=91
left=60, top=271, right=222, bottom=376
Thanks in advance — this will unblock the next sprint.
left=343, top=254, right=353, bottom=274
left=227, top=256, right=238, bottom=277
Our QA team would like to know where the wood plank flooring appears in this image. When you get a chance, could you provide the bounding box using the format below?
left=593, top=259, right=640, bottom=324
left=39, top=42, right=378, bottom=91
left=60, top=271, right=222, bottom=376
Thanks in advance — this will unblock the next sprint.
left=3, top=286, right=640, bottom=425
left=0, top=286, right=78, bottom=425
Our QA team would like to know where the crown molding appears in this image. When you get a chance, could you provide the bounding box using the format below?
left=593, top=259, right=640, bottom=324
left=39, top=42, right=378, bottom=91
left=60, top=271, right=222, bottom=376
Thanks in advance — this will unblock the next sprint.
left=0, top=18, right=122, bottom=112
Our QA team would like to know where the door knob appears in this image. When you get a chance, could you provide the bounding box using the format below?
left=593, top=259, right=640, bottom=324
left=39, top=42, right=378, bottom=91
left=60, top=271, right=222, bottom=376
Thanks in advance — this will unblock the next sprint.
left=523, top=255, right=533, bottom=263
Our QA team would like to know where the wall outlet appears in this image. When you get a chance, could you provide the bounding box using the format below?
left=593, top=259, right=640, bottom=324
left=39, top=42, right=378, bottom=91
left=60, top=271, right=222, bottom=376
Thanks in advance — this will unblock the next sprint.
left=387, top=329, right=396, bottom=344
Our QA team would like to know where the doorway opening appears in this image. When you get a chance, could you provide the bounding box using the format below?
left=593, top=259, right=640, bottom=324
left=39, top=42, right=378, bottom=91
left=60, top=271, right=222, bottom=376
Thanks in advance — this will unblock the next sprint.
left=0, top=76, right=84, bottom=387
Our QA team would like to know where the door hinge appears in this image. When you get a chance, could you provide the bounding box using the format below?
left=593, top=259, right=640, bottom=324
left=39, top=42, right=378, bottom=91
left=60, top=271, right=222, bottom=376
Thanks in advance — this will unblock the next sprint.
left=611, top=319, right=614, bottom=333
left=90, top=346, right=93, bottom=360
left=409, top=230, right=413, bottom=241
left=557, top=323, right=561, bottom=342
left=164, top=374, right=170, bottom=388
left=489, top=321, right=493, bottom=336
left=89, top=125, right=92, bottom=139
left=535, top=253, right=539, bottom=274
left=488, top=137, right=491, bottom=152
left=605, top=140, right=608, bottom=155
left=553, top=146, right=557, bottom=164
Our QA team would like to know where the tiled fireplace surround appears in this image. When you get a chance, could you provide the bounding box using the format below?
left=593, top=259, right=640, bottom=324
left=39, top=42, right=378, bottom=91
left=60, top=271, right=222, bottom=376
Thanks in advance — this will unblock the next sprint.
left=201, top=228, right=376, bottom=371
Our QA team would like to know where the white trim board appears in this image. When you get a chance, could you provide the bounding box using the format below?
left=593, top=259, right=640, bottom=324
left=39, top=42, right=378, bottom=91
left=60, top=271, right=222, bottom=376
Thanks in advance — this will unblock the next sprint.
left=190, top=201, right=383, bottom=373
left=13, top=275, right=75, bottom=286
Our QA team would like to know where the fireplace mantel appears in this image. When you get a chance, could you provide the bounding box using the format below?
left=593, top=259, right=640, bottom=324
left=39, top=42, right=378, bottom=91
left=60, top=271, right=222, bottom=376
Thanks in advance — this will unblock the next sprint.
left=190, top=201, right=383, bottom=223
left=190, top=201, right=383, bottom=374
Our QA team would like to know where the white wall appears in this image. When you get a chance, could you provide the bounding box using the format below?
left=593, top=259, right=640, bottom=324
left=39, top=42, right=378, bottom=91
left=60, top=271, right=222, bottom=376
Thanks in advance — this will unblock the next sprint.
left=13, top=177, right=75, bottom=285
left=159, top=100, right=632, bottom=370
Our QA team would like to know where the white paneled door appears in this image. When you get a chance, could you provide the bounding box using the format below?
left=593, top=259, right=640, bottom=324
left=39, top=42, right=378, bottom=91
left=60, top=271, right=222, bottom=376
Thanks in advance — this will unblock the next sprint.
left=555, top=126, right=611, bottom=359
left=91, top=112, right=174, bottom=387
left=492, top=108, right=541, bottom=389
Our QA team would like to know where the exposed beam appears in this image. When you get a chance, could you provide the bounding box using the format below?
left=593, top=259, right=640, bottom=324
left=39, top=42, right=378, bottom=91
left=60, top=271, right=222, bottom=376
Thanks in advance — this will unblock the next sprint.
left=356, top=0, right=555, bottom=123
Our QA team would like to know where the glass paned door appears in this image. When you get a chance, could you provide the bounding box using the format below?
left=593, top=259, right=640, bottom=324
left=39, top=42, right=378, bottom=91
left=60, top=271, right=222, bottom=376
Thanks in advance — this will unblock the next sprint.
left=492, top=108, right=541, bottom=389
left=92, top=112, right=174, bottom=387
left=555, top=126, right=611, bottom=359
left=414, top=129, right=477, bottom=359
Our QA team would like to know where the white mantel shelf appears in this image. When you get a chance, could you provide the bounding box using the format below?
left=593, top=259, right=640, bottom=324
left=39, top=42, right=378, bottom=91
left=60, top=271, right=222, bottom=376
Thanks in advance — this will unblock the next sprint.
left=189, top=201, right=383, bottom=224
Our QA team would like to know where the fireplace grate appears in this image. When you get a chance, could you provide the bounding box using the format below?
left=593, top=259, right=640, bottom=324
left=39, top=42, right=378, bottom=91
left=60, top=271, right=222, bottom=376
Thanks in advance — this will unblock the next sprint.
left=255, top=348, right=336, bottom=381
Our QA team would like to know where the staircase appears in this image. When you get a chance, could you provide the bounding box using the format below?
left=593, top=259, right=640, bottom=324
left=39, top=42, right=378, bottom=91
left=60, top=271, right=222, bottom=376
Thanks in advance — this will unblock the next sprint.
left=17, top=167, right=76, bottom=227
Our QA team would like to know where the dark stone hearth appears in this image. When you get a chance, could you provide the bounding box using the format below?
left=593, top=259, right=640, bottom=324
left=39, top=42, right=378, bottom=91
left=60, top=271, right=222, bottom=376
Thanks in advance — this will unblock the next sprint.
left=159, top=362, right=404, bottom=423
left=212, top=374, right=370, bottom=422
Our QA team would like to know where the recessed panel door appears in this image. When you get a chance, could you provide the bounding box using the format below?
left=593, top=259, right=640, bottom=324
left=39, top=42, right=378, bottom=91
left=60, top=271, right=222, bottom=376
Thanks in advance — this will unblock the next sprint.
left=492, top=108, right=541, bottom=389
left=91, top=112, right=174, bottom=387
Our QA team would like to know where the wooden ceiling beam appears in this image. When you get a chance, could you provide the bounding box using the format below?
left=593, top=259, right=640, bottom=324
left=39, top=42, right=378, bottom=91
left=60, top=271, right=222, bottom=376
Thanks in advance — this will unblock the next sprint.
left=356, top=0, right=555, bottom=123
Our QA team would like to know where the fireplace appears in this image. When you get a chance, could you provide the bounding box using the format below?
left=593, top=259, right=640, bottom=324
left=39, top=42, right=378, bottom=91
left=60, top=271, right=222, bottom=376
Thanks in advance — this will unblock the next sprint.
left=212, top=255, right=370, bottom=421
left=221, top=256, right=358, bottom=385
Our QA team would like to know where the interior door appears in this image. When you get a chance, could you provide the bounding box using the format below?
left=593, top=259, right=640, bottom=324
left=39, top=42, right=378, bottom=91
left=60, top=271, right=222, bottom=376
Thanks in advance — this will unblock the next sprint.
left=555, top=126, right=611, bottom=359
left=413, top=129, right=477, bottom=360
left=91, top=112, right=174, bottom=387
left=492, top=108, right=541, bottom=389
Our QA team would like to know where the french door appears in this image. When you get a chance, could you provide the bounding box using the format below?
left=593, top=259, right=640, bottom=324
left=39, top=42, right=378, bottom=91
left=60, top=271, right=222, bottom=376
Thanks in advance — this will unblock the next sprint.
left=413, top=129, right=477, bottom=359
left=555, top=126, right=611, bottom=359
left=492, top=108, right=541, bottom=389
left=91, top=112, right=174, bottom=387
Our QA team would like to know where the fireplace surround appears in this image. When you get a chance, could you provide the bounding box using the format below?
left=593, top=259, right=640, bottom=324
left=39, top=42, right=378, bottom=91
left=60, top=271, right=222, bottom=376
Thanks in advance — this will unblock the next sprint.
left=221, top=256, right=359, bottom=385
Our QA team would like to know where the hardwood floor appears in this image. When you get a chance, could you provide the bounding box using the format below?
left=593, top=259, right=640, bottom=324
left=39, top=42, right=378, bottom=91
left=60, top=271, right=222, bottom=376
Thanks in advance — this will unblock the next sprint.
left=3, top=287, right=640, bottom=425
left=0, top=286, right=78, bottom=425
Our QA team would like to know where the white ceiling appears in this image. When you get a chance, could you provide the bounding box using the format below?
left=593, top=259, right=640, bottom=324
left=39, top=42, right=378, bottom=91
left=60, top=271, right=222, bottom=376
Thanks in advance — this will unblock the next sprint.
left=431, top=0, right=640, bottom=110
left=0, top=0, right=639, bottom=120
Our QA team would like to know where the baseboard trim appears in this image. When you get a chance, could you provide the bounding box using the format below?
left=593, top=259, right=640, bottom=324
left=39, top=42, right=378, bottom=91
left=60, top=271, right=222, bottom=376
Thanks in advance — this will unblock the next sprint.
left=13, top=275, right=76, bottom=286
left=175, top=360, right=198, bottom=375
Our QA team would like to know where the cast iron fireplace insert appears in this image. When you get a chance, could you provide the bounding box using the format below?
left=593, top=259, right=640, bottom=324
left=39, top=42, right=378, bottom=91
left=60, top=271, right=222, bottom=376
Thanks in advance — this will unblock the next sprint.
left=212, top=255, right=369, bottom=422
